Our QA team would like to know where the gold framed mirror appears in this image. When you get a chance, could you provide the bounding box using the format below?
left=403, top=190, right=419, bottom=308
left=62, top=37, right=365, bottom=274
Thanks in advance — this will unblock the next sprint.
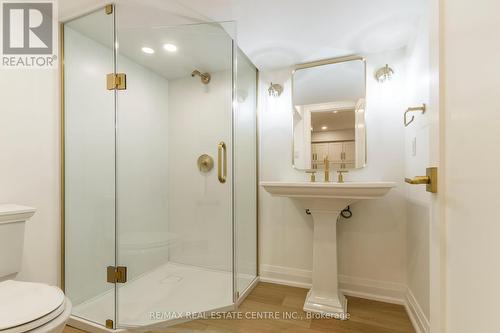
left=292, top=55, right=367, bottom=171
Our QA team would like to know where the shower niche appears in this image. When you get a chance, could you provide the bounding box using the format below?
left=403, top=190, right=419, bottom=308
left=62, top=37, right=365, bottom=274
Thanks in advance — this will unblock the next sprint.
left=62, top=3, right=258, bottom=330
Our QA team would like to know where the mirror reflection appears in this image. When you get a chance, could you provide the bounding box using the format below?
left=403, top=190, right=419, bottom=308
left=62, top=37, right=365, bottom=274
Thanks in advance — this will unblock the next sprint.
left=292, top=57, right=366, bottom=171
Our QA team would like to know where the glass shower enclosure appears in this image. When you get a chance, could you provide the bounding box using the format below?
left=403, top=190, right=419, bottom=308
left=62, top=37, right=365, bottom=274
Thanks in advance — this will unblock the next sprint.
left=62, top=2, right=257, bottom=329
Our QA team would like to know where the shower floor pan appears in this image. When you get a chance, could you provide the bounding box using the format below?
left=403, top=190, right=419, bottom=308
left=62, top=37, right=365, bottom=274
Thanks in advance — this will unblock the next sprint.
left=73, top=262, right=254, bottom=328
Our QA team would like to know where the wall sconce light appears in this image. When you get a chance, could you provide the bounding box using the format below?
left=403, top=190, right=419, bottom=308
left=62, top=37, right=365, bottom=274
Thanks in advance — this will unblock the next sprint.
left=375, top=64, right=394, bottom=83
left=268, top=82, right=283, bottom=97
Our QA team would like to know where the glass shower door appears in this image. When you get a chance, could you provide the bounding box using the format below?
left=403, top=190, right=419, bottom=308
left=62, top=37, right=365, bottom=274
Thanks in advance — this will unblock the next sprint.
left=234, top=48, right=258, bottom=296
left=114, top=19, right=234, bottom=327
left=63, top=6, right=116, bottom=327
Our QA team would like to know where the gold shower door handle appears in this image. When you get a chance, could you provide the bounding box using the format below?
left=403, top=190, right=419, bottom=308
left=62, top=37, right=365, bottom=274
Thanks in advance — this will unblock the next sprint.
left=218, top=141, right=227, bottom=183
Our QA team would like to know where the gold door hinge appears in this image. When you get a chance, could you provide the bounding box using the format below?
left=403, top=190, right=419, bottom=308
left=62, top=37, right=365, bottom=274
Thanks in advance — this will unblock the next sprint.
left=107, top=266, right=127, bottom=283
left=105, top=4, right=113, bottom=15
left=106, top=73, right=127, bottom=90
left=105, top=319, right=114, bottom=329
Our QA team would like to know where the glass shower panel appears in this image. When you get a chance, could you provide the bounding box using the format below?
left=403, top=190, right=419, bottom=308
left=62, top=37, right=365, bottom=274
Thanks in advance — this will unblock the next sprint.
left=114, top=20, right=234, bottom=327
left=64, top=7, right=116, bottom=326
left=234, top=49, right=258, bottom=295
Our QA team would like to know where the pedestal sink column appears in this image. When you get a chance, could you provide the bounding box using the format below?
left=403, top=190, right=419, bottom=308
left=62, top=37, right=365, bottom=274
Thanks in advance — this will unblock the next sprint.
left=260, top=182, right=396, bottom=319
left=304, top=209, right=347, bottom=318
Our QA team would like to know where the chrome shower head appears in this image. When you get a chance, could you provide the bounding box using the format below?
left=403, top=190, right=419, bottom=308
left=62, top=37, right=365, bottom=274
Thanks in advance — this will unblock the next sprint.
left=191, top=70, right=211, bottom=84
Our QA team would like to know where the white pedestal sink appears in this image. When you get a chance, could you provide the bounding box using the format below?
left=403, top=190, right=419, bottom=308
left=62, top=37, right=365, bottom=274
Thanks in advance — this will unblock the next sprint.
left=260, top=181, right=396, bottom=318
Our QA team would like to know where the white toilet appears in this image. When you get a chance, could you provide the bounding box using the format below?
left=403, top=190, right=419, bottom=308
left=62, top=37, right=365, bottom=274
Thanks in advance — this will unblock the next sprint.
left=0, top=204, right=72, bottom=333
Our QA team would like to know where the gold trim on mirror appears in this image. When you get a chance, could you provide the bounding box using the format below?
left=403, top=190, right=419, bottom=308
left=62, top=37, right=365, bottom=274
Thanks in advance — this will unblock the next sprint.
left=292, top=54, right=366, bottom=73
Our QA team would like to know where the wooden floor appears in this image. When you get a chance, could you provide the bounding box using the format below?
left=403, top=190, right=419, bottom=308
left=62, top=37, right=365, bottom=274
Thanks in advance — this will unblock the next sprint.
left=65, top=282, right=415, bottom=333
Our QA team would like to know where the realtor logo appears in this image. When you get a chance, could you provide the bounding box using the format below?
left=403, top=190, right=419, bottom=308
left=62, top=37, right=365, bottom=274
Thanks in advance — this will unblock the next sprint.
left=1, top=0, right=57, bottom=68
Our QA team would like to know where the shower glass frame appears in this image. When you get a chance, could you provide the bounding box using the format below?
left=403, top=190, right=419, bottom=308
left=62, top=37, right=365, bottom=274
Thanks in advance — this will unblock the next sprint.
left=61, top=4, right=259, bottom=330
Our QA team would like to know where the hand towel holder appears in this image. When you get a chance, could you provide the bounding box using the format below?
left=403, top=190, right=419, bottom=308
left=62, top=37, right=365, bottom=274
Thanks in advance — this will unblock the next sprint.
left=404, top=103, right=426, bottom=127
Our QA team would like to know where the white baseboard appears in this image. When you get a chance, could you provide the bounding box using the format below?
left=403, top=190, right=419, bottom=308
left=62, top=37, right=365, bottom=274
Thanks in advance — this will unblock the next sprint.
left=405, top=288, right=430, bottom=333
left=259, top=264, right=312, bottom=289
left=259, top=264, right=429, bottom=333
left=260, top=264, right=406, bottom=304
left=339, top=275, right=407, bottom=305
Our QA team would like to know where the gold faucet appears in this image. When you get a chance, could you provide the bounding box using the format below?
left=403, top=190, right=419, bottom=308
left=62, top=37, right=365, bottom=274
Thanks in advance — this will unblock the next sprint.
left=306, top=170, right=316, bottom=182
left=324, top=156, right=330, bottom=182
left=337, top=170, right=348, bottom=183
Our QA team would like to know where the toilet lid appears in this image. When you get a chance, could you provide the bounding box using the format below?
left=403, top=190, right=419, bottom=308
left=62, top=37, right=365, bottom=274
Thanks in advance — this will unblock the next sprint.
left=0, top=280, right=65, bottom=330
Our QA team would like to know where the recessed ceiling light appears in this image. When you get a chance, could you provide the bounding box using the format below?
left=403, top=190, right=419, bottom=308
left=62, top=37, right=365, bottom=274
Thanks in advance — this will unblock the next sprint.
left=321, top=126, right=328, bottom=130
left=163, top=43, right=178, bottom=52
left=141, top=47, right=155, bottom=54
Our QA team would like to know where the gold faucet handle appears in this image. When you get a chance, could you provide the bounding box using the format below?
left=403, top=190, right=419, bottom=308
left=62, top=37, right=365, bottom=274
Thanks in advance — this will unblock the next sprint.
left=337, top=170, right=348, bottom=183
left=322, top=156, right=330, bottom=182
left=306, top=170, right=317, bottom=182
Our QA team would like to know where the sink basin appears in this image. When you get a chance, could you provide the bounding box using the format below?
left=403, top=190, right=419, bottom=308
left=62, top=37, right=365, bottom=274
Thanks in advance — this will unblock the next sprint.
left=261, top=181, right=396, bottom=318
left=261, top=181, right=394, bottom=199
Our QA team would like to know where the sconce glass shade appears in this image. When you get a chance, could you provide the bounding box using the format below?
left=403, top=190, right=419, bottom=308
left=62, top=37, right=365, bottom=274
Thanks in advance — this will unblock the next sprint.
left=268, top=82, right=283, bottom=97
left=375, top=64, right=394, bottom=83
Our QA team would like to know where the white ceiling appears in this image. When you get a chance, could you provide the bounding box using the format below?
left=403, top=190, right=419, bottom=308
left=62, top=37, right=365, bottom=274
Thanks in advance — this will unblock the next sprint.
left=293, top=60, right=365, bottom=106
left=60, top=0, right=424, bottom=71
left=312, top=110, right=355, bottom=132
left=66, top=15, right=233, bottom=80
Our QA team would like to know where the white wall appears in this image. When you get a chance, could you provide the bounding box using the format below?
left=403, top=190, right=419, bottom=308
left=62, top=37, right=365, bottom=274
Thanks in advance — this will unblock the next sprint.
left=167, top=71, right=233, bottom=272
left=259, top=49, right=409, bottom=294
left=64, top=27, right=170, bottom=305
left=404, top=7, right=431, bottom=330
left=64, top=27, right=115, bottom=306
left=0, top=70, right=59, bottom=286
left=443, top=0, right=500, bottom=332
left=116, top=51, right=170, bottom=279
left=166, top=51, right=257, bottom=294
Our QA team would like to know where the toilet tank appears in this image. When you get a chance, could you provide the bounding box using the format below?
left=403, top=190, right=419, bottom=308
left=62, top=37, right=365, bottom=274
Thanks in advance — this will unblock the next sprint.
left=0, top=204, right=36, bottom=278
